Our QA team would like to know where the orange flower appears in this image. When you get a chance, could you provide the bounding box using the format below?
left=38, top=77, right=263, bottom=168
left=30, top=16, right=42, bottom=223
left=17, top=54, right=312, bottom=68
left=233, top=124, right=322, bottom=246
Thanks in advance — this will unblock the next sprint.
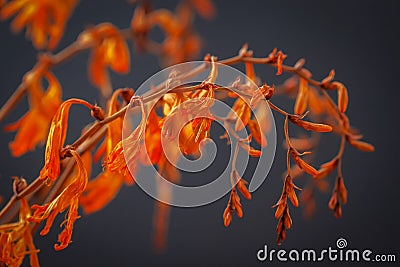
left=79, top=23, right=130, bottom=96
left=0, top=0, right=78, bottom=50
left=80, top=89, right=135, bottom=214
left=29, top=150, right=87, bottom=251
left=5, top=71, right=62, bottom=157
left=40, top=98, right=95, bottom=181
left=146, top=5, right=201, bottom=65
left=0, top=178, right=39, bottom=267
left=105, top=96, right=145, bottom=178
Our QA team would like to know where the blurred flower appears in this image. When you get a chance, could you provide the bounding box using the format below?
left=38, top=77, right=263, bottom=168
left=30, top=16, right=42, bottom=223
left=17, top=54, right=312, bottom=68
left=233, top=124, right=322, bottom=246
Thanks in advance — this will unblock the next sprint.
left=0, top=0, right=78, bottom=50
left=5, top=71, right=62, bottom=157
left=79, top=23, right=130, bottom=97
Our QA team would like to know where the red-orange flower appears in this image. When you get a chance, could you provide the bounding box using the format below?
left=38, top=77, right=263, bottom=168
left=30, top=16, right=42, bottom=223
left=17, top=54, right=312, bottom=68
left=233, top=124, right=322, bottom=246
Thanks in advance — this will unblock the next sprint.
left=5, top=71, right=62, bottom=157
left=79, top=23, right=130, bottom=96
left=0, top=0, right=78, bottom=50
left=29, top=150, right=87, bottom=250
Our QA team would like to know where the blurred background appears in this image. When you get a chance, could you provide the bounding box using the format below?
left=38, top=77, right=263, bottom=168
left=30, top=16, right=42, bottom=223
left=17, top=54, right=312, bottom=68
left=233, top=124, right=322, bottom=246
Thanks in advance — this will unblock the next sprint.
left=0, top=0, right=399, bottom=266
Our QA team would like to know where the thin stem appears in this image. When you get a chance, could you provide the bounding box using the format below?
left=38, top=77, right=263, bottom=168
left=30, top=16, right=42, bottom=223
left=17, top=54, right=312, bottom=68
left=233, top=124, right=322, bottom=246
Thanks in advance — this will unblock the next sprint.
left=268, top=100, right=290, bottom=116
left=336, top=135, right=346, bottom=178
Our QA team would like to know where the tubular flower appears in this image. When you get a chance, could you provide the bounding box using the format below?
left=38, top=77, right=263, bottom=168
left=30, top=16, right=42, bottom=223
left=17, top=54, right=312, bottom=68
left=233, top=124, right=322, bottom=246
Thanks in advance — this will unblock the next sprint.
left=5, top=71, right=62, bottom=157
left=105, top=96, right=145, bottom=180
left=39, top=98, right=95, bottom=182
left=0, top=0, right=78, bottom=50
left=29, top=150, right=88, bottom=251
left=80, top=89, right=135, bottom=214
left=79, top=23, right=130, bottom=96
left=0, top=197, right=39, bottom=267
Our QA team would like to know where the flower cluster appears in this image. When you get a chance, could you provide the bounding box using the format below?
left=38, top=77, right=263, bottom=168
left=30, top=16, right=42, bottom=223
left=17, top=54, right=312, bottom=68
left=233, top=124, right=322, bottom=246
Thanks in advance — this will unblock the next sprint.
left=0, top=1, right=374, bottom=266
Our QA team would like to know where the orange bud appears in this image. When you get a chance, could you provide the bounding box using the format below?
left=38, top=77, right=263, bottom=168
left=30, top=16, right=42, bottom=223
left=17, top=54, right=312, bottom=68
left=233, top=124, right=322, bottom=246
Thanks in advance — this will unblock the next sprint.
left=290, top=149, right=318, bottom=176
left=294, top=78, right=308, bottom=115
left=337, top=176, right=348, bottom=204
left=290, top=116, right=333, bottom=133
left=231, top=192, right=243, bottom=218
left=288, top=190, right=299, bottom=207
left=273, top=198, right=286, bottom=219
left=334, top=204, right=342, bottom=219
left=223, top=206, right=232, bottom=227
left=328, top=194, right=337, bottom=210
left=237, top=179, right=251, bottom=200
left=334, top=82, right=348, bottom=113
left=283, top=209, right=292, bottom=229
left=347, top=138, right=375, bottom=152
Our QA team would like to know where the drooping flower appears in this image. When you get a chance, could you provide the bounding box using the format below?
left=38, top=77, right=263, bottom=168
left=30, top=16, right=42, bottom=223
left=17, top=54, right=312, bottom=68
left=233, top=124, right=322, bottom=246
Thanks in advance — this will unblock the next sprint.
left=78, top=23, right=130, bottom=96
left=0, top=0, right=78, bottom=50
left=5, top=71, right=62, bottom=157
left=29, top=150, right=87, bottom=251
left=0, top=177, right=39, bottom=267
left=80, top=89, right=135, bottom=214
left=105, top=96, right=145, bottom=179
left=40, top=98, right=95, bottom=182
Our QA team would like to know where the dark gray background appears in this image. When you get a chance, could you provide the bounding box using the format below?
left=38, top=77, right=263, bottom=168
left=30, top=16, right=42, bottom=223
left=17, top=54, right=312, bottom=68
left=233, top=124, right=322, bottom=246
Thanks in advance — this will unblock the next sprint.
left=0, top=0, right=399, bottom=266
